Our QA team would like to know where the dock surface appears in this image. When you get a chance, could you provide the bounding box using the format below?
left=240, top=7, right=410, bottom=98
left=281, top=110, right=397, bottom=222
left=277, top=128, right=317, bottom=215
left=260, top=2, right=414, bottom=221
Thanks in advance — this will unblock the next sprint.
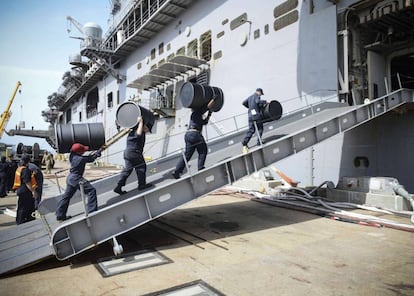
left=1, top=193, right=413, bottom=295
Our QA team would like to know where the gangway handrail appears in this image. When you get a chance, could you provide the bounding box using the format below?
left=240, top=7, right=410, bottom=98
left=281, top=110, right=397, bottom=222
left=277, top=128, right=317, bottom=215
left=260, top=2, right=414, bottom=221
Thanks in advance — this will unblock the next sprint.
left=103, top=90, right=340, bottom=160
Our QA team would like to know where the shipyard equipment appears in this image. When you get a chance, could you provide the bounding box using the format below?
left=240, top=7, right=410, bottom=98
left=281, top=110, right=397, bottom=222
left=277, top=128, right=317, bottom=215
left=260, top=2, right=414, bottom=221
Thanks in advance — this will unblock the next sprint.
left=0, top=81, right=22, bottom=139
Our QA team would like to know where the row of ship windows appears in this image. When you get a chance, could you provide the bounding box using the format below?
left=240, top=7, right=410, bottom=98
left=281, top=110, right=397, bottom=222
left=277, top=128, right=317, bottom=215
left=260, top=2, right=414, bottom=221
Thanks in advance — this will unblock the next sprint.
left=135, top=0, right=299, bottom=70
left=137, top=30, right=212, bottom=70
left=67, top=89, right=120, bottom=123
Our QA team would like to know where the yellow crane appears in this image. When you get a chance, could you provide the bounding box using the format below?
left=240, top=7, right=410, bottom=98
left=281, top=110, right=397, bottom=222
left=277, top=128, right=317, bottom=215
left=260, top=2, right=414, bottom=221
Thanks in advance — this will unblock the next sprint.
left=0, top=81, right=22, bottom=139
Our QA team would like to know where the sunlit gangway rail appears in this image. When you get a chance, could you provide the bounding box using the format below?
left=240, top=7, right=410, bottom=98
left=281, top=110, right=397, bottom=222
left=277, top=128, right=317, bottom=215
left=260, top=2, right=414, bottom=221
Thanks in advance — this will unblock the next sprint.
left=1, top=88, right=412, bottom=274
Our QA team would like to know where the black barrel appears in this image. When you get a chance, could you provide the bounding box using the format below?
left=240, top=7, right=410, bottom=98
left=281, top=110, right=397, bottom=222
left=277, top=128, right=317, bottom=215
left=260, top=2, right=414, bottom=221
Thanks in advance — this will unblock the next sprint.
left=16, top=143, right=24, bottom=155
left=180, top=82, right=224, bottom=111
left=116, top=101, right=141, bottom=128
left=140, top=105, right=155, bottom=132
left=32, top=143, right=40, bottom=160
left=55, top=123, right=105, bottom=153
left=116, top=101, right=155, bottom=132
left=211, top=86, right=224, bottom=112
left=17, top=143, right=32, bottom=155
left=260, top=100, right=283, bottom=122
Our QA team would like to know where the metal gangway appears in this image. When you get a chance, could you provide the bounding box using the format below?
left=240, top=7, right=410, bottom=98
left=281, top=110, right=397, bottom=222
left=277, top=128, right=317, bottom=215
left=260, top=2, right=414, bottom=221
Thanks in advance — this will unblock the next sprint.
left=1, top=89, right=412, bottom=274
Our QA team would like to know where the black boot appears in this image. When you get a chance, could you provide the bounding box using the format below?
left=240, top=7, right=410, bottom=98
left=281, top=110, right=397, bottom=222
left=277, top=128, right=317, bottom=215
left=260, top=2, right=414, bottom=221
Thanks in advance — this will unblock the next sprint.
left=172, top=171, right=180, bottom=179
left=114, top=184, right=127, bottom=195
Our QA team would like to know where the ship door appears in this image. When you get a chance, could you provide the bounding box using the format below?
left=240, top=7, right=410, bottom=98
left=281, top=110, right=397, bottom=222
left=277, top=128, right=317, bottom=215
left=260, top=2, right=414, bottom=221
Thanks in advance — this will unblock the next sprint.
left=390, top=52, right=414, bottom=91
left=367, top=50, right=387, bottom=100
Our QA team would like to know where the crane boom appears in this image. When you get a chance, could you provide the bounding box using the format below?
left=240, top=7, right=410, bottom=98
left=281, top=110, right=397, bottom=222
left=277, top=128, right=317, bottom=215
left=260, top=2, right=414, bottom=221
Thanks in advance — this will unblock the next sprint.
left=66, top=16, right=84, bottom=35
left=0, top=81, right=22, bottom=139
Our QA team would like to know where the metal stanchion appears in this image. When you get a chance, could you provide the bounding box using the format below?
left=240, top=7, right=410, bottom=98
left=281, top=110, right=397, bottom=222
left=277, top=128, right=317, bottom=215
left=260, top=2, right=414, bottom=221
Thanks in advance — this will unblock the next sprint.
left=254, top=120, right=263, bottom=145
left=54, top=172, right=62, bottom=195
left=79, top=179, right=88, bottom=217
left=180, top=149, right=192, bottom=177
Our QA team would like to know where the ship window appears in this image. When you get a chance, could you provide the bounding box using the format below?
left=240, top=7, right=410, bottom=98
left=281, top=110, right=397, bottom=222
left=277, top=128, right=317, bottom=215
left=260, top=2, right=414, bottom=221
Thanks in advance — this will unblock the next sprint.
left=86, top=87, right=99, bottom=119
left=158, top=59, right=165, bottom=67
left=79, top=111, right=82, bottom=122
left=187, top=39, right=198, bottom=58
left=151, top=48, right=156, bottom=60
left=217, top=31, right=224, bottom=39
left=264, top=24, right=269, bottom=35
left=254, top=29, right=260, bottom=39
left=274, top=10, right=298, bottom=31
left=274, top=0, right=298, bottom=18
left=222, top=18, right=229, bottom=25
left=213, top=50, right=222, bottom=60
left=151, top=64, right=157, bottom=70
left=200, top=31, right=211, bottom=61
left=159, top=42, right=164, bottom=55
left=167, top=43, right=171, bottom=51
left=66, top=109, right=71, bottom=123
left=176, top=46, right=185, bottom=55
left=167, top=53, right=175, bottom=61
left=230, top=13, right=248, bottom=30
left=117, top=90, right=120, bottom=104
left=137, top=62, right=142, bottom=70
left=107, top=92, right=113, bottom=108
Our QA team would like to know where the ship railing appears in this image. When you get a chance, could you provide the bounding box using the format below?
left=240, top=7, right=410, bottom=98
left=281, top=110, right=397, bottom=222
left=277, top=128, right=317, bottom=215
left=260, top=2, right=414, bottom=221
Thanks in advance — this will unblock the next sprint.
left=102, top=0, right=169, bottom=51
left=103, top=89, right=340, bottom=162
left=142, top=89, right=340, bottom=158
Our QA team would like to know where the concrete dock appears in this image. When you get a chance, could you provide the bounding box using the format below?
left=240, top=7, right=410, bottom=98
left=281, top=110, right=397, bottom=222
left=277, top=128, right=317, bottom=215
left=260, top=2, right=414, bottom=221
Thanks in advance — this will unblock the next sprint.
left=0, top=161, right=413, bottom=295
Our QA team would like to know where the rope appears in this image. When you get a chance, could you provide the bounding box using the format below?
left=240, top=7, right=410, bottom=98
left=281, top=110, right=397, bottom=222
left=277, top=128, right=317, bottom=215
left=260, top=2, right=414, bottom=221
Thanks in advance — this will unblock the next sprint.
left=218, top=185, right=414, bottom=232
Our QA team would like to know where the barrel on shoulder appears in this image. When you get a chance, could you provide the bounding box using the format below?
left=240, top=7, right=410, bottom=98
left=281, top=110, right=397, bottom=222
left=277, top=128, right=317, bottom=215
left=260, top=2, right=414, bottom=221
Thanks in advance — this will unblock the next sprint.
left=116, top=101, right=155, bottom=132
left=179, top=82, right=224, bottom=112
left=55, top=123, right=106, bottom=153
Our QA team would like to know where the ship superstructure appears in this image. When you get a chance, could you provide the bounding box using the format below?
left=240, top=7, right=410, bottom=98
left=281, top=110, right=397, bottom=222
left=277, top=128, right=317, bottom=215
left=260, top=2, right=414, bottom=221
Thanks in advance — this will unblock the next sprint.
left=43, top=0, right=414, bottom=188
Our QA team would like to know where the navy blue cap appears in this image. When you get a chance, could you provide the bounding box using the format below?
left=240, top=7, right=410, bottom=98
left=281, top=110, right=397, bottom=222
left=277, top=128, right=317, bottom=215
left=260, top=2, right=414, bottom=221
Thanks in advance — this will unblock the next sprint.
left=21, top=154, right=31, bottom=163
left=256, top=88, right=264, bottom=95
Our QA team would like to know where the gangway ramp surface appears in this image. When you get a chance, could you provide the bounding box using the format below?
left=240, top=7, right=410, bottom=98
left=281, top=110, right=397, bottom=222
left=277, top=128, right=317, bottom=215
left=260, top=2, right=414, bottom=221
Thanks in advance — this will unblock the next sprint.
left=0, top=89, right=412, bottom=274
left=0, top=219, right=52, bottom=275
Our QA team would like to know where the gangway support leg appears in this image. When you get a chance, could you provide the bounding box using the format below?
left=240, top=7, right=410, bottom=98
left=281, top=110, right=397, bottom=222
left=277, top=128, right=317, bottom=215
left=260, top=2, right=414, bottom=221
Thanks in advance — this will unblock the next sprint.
left=112, top=236, right=123, bottom=256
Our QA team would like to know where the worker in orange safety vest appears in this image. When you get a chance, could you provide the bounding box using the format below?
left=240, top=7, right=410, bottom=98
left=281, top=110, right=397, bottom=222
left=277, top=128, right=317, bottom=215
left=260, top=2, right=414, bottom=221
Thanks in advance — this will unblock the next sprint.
left=13, top=154, right=38, bottom=224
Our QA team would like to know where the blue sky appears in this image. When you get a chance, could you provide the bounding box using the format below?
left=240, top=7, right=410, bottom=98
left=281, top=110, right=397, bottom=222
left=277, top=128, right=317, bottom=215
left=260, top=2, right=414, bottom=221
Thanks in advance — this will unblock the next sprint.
left=0, top=0, right=110, bottom=150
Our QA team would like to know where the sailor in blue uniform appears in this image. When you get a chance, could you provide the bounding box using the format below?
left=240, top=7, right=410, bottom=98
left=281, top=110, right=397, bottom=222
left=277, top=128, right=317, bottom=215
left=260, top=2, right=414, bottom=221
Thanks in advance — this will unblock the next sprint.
left=0, top=156, right=8, bottom=197
left=241, top=88, right=267, bottom=153
left=55, top=143, right=104, bottom=221
left=114, top=116, right=153, bottom=195
left=172, top=99, right=214, bottom=179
